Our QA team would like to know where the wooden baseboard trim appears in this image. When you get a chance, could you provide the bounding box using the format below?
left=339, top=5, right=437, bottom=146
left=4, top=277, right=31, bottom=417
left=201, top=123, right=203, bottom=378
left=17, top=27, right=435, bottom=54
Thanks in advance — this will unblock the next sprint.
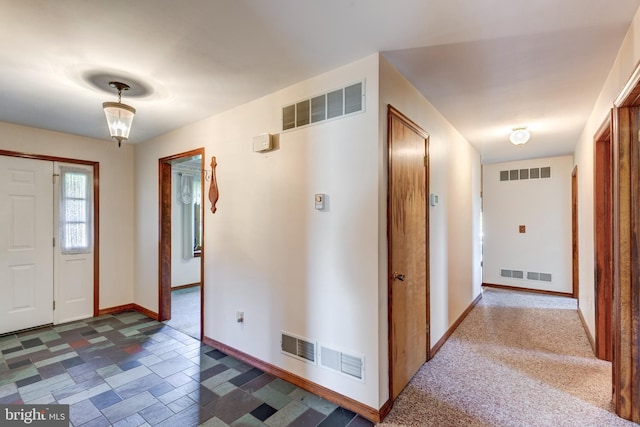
left=430, top=292, right=483, bottom=357
left=98, top=303, right=159, bottom=321
left=577, top=306, right=596, bottom=354
left=482, top=282, right=573, bottom=298
left=171, top=282, right=201, bottom=291
left=202, top=336, right=384, bottom=423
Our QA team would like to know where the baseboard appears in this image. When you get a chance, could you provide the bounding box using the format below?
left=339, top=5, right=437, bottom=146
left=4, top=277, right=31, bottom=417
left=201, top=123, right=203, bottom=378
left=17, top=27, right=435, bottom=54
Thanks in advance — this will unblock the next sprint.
left=577, top=305, right=596, bottom=354
left=202, top=336, right=384, bottom=423
left=430, top=292, right=483, bottom=357
left=482, top=282, right=573, bottom=298
left=98, top=303, right=159, bottom=321
left=171, top=282, right=201, bottom=291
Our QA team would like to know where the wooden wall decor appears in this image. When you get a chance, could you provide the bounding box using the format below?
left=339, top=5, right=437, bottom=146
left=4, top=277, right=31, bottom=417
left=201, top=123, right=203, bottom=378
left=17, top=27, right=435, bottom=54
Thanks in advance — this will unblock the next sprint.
left=209, top=156, right=219, bottom=214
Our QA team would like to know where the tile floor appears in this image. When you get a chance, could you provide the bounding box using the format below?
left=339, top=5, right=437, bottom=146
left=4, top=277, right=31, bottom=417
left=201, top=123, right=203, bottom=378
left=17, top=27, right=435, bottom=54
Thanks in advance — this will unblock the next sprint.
left=0, top=311, right=374, bottom=427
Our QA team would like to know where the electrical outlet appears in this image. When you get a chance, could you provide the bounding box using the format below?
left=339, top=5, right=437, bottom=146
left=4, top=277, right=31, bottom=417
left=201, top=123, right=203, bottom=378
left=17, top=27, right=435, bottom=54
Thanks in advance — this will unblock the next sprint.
left=236, top=311, right=244, bottom=323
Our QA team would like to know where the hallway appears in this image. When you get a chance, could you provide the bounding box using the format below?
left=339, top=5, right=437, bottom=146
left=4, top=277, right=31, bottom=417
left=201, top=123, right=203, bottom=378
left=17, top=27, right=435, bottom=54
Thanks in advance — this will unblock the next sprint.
left=381, top=287, right=633, bottom=426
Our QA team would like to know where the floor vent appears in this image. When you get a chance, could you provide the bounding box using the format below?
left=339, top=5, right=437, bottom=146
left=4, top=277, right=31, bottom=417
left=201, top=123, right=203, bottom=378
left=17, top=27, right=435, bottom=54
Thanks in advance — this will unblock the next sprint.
left=500, top=166, right=551, bottom=182
left=282, top=80, right=364, bottom=132
left=281, top=332, right=316, bottom=364
left=319, top=345, right=364, bottom=382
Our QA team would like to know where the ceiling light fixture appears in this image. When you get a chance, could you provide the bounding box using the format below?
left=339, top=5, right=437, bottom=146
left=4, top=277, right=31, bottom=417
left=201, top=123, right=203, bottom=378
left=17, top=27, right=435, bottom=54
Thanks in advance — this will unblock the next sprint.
left=103, top=81, right=136, bottom=147
left=509, top=127, right=530, bottom=146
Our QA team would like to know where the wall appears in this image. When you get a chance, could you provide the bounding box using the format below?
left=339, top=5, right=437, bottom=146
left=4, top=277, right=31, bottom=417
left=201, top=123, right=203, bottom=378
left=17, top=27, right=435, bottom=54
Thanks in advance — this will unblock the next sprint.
left=135, top=54, right=382, bottom=409
left=483, top=156, right=573, bottom=294
left=378, top=56, right=483, bottom=360
left=171, top=170, right=201, bottom=287
left=0, top=122, right=135, bottom=310
left=574, top=7, right=640, bottom=337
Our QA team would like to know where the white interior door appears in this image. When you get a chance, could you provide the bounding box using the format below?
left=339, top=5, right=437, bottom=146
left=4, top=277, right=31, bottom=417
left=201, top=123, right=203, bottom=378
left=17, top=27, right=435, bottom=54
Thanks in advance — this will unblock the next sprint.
left=0, top=156, right=54, bottom=334
left=54, top=163, right=94, bottom=324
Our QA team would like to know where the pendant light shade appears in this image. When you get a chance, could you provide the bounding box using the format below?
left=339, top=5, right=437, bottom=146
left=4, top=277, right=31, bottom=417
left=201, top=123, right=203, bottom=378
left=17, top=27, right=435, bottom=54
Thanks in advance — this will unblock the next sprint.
left=103, top=82, right=136, bottom=147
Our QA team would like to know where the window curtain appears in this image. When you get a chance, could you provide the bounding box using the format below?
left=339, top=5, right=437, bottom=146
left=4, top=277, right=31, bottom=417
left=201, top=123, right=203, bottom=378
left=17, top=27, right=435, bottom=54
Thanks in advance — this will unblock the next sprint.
left=180, top=174, right=195, bottom=260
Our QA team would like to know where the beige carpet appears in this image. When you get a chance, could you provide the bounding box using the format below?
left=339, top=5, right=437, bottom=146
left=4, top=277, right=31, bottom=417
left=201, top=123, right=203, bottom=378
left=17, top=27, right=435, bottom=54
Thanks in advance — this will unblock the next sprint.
left=380, top=287, right=636, bottom=427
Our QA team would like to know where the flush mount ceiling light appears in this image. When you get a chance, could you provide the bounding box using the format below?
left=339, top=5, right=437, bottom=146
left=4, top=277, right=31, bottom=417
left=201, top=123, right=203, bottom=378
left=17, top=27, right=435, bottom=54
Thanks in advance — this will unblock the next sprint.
left=103, top=81, right=136, bottom=147
left=509, top=127, right=530, bottom=146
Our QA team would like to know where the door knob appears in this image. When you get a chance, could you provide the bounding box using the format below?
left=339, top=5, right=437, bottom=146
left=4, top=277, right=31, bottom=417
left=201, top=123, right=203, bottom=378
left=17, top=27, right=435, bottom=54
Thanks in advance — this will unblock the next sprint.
left=392, top=272, right=405, bottom=281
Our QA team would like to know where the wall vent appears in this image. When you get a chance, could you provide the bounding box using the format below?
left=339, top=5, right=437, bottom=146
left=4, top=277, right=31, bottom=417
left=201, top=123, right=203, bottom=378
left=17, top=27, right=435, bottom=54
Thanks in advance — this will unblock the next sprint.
left=500, top=166, right=551, bottom=182
left=281, top=332, right=316, bottom=364
left=319, top=345, right=365, bottom=382
left=282, top=81, right=365, bottom=132
left=501, top=269, right=523, bottom=279
left=527, top=271, right=553, bottom=282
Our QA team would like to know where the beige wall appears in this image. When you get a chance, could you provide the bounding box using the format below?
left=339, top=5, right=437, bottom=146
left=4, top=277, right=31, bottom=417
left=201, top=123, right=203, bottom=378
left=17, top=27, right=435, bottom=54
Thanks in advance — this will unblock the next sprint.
left=483, top=156, right=573, bottom=294
left=574, top=8, right=640, bottom=339
left=0, top=122, right=135, bottom=309
left=378, top=55, right=483, bottom=358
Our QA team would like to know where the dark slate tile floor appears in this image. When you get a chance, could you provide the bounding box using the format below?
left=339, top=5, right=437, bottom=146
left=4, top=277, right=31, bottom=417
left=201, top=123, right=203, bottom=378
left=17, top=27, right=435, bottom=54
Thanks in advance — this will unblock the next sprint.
left=0, top=311, right=374, bottom=427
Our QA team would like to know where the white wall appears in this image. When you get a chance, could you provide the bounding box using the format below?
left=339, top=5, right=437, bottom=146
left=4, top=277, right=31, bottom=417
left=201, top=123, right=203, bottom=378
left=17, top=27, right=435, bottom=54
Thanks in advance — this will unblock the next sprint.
left=0, top=122, right=134, bottom=309
left=574, top=8, right=640, bottom=338
left=135, top=54, right=383, bottom=409
left=171, top=171, right=201, bottom=287
left=483, top=156, right=573, bottom=293
left=378, top=56, right=483, bottom=356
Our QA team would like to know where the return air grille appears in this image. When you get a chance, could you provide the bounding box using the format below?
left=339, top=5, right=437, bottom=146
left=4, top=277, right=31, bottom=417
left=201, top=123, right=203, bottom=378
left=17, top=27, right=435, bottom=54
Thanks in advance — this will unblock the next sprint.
left=319, top=345, right=365, bottom=382
left=282, top=81, right=365, bottom=131
left=500, top=166, right=551, bottom=182
left=281, top=332, right=316, bottom=364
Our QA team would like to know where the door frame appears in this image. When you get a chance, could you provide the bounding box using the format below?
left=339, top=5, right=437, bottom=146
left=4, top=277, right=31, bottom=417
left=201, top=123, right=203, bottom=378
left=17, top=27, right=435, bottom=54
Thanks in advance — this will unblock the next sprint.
left=158, top=148, right=205, bottom=340
left=593, top=114, right=613, bottom=361
left=0, top=149, right=100, bottom=316
left=386, top=105, right=430, bottom=402
left=611, top=60, right=640, bottom=421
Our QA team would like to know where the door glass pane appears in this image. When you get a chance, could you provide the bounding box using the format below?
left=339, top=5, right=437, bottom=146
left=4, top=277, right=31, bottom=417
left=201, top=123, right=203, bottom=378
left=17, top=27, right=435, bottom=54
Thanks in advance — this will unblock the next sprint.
left=60, top=168, right=92, bottom=254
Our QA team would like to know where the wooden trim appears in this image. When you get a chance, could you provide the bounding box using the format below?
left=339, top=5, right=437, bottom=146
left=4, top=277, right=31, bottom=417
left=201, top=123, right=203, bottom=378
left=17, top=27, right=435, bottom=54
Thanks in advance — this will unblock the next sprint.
left=0, top=150, right=101, bottom=318
left=431, top=292, right=483, bottom=357
left=572, top=166, right=579, bottom=299
left=97, top=303, right=159, bottom=321
left=578, top=305, right=596, bottom=354
left=482, top=283, right=573, bottom=298
left=615, top=60, right=640, bottom=107
left=158, top=148, right=206, bottom=340
left=202, top=336, right=384, bottom=423
left=171, top=282, right=200, bottom=291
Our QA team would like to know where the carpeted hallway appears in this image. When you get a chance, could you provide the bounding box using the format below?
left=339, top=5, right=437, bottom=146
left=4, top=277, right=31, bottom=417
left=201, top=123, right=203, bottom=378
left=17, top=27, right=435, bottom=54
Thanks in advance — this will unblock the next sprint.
left=379, top=287, right=635, bottom=427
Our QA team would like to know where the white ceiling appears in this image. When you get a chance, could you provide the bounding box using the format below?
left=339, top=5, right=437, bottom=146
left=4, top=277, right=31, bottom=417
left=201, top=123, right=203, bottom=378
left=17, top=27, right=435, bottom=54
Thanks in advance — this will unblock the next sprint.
left=1, top=0, right=638, bottom=163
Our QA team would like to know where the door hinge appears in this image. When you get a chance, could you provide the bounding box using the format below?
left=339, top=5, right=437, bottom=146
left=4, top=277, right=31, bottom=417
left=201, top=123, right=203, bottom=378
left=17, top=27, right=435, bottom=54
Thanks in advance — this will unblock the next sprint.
left=53, top=237, right=55, bottom=247
left=53, top=301, right=55, bottom=310
left=426, top=323, right=429, bottom=334
left=424, top=155, right=428, bottom=167
left=53, top=173, right=60, bottom=184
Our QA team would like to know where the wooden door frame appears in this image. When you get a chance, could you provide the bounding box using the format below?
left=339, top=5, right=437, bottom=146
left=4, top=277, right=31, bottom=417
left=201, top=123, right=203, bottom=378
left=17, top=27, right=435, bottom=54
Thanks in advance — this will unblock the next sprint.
left=572, top=166, right=579, bottom=299
left=158, top=148, right=205, bottom=340
left=594, top=114, right=613, bottom=361
left=386, top=105, right=430, bottom=403
left=611, top=61, right=640, bottom=421
left=0, top=149, right=100, bottom=317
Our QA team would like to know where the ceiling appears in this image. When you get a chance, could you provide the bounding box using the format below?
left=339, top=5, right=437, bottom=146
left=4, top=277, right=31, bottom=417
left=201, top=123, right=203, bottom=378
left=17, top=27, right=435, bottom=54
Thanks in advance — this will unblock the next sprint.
left=1, top=0, right=638, bottom=164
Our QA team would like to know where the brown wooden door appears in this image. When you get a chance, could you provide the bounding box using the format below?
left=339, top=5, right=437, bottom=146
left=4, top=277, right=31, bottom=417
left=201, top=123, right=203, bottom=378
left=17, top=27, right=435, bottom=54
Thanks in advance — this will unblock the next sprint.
left=388, top=105, right=429, bottom=400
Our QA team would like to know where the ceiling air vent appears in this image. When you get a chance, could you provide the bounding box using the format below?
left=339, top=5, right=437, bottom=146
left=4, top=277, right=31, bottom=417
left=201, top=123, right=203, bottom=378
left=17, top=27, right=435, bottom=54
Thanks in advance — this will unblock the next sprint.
left=281, top=332, right=316, bottom=364
left=282, top=80, right=365, bottom=132
left=319, top=345, right=364, bottom=382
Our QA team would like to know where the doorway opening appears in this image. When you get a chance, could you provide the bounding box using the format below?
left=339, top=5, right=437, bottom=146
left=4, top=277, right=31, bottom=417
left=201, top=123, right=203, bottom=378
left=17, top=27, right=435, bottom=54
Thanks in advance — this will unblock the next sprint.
left=159, top=148, right=205, bottom=340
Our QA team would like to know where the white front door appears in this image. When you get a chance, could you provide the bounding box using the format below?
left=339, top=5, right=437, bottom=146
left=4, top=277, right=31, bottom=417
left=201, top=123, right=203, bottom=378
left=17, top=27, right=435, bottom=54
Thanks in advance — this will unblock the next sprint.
left=54, top=163, right=94, bottom=324
left=0, top=156, right=54, bottom=334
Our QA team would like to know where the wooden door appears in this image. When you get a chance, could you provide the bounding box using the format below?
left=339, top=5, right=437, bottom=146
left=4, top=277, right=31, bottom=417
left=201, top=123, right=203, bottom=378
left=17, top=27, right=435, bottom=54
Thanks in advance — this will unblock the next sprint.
left=0, top=156, right=54, bottom=334
left=388, top=105, right=429, bottom=400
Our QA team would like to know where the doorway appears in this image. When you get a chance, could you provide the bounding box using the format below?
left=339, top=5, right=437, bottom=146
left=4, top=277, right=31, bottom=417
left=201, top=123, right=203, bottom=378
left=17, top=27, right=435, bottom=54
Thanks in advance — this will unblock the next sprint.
left=387, top=105, right=430, bottom=400
left=0, top=151, right=98, bottom=334
left=158, top=148, right=205, bottom=340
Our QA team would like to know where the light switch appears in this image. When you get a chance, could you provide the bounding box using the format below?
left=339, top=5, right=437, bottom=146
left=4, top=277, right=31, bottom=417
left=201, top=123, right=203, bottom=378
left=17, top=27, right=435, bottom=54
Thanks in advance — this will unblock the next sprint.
left=315, top=194, right=325, bottom=210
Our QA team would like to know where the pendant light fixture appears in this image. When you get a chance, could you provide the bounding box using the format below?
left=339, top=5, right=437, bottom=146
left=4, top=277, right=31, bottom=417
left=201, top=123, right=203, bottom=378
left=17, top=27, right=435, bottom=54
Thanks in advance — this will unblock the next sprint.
left=103, top=81, right=136, bottom=147
left=509, top=127, right=530, bottom=146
